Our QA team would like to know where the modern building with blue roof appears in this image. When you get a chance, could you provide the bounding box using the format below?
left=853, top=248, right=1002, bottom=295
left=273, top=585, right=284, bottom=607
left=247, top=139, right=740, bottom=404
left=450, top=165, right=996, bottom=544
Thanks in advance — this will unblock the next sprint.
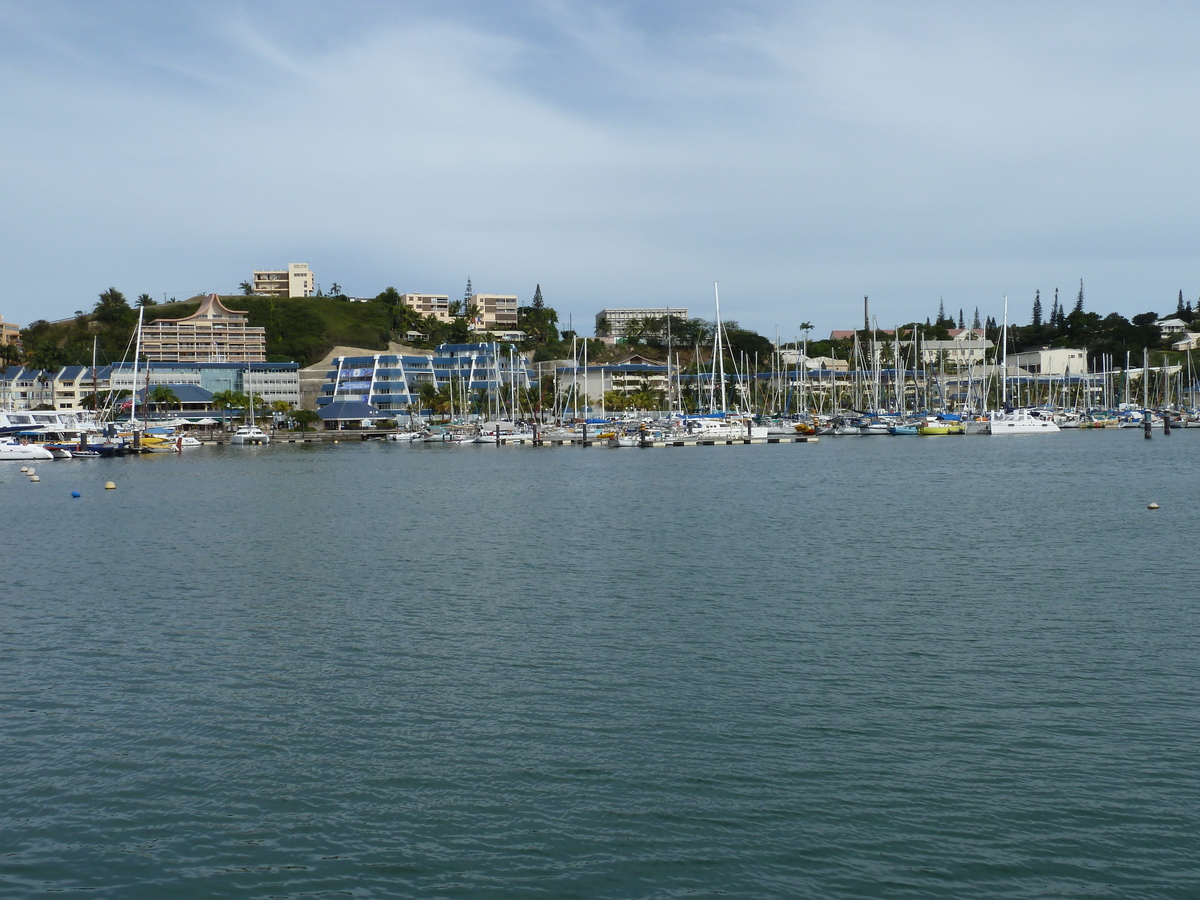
left=316, top=342, right=532, bottom=413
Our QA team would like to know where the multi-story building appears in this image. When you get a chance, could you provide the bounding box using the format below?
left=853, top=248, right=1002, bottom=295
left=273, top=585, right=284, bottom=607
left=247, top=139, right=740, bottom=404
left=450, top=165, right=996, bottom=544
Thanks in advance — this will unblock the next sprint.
left=555, top=355, right=671, bottom=404
left=141, top=293, right=267, bottom=363
left=253, top=263, right=315, bottom=297
left=0, top=361, right=299, bottom=412
left=0, top=314, right=20, bottom=347
left=472, top=293, right=519, bottom=329
left=314, top=342, right=532, bottom=414
left=595, top=307, right=688, bottom=341
left=400, top=293, right=452, bottom=323
left=1010, top=347, right=1088, bottom=376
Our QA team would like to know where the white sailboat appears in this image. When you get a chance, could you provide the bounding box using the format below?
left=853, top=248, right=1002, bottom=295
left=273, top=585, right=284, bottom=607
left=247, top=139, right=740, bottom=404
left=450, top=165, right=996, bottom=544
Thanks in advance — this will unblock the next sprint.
left=990, top=296, right=1060, bottom=435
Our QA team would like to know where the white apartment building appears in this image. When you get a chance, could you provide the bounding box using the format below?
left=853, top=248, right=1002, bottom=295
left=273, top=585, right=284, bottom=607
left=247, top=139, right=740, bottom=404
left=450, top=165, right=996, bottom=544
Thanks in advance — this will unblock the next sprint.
left=596, top=307, right=689, bottom=340
left=253, top=263, right=315, bottom=297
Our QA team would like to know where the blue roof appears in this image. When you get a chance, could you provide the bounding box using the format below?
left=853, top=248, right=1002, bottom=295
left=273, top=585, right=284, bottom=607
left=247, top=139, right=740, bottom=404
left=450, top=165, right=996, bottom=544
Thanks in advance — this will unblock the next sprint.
left=136, top=383, right=214, bottom=403
left=318, top=400, right=381, bottom=420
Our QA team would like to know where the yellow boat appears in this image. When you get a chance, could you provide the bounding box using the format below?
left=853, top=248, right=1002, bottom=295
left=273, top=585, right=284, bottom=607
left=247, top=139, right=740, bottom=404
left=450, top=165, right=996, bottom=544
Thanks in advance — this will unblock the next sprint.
left=917, top=421, right=965, bottom=436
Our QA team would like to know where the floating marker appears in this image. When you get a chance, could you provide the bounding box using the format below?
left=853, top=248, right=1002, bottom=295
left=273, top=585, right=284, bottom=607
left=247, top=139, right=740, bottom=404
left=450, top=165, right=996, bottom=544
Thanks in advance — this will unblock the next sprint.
left=25, top=468, right=35, bottom=476
left=19, top=466, right=28, bottom=473
left=29, top=475, right=40, bottom=482
left=71, top=491, right=81, bottom=498
left=1148, top=502, right=1159, bottom=510
left=104, top=481, right=116, bottom=490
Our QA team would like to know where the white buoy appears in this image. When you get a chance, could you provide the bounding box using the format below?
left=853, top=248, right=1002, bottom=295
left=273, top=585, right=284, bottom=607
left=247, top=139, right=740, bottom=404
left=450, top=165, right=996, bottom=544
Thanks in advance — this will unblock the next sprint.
left=25, top=467, right=35, bottom=476
left=104, top=481, right=116, bottom=490
left=1148, top=502, right=1159, bottom=510
left=29, top=475, right=40, bottom=482
left=19, top=466, right=28, bottom=473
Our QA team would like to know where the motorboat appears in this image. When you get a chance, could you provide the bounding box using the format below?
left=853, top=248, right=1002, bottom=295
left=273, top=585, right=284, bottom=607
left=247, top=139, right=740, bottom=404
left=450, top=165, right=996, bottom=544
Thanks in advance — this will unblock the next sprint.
left=989, top=408, right=1061, bottom=434
left=0, top=439, right=55, bottom=460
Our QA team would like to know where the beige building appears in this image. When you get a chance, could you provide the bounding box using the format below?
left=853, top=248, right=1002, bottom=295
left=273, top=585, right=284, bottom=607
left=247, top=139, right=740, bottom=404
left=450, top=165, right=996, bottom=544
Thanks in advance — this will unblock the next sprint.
left=400, top=293, right=452, bottom=323
left=141, top=294, right=267, bottom=363
left=1010, top=346, right=1087, bottom=376
left=253, top=263, right=315, bottom=297
left=1, top=314, right=20, bottom=347
left=471, top=293, right=519, bottom=329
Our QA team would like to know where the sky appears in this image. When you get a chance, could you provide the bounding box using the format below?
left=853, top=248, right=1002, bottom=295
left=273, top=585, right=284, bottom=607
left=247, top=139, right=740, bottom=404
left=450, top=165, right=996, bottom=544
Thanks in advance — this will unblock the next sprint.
left=3, top=0, right=1200, bottom=340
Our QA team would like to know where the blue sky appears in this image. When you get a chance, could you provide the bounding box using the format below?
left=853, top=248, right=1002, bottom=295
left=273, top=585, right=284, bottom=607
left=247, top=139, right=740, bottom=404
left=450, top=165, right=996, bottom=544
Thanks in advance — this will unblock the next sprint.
left=3, top=0, right=1200, bottom=340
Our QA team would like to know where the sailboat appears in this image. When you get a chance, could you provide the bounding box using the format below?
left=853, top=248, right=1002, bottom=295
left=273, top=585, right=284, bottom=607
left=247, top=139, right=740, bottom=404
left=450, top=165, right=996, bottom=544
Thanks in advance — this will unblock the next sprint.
left=229, top=381, right=270, bottom=444
left=989, top=296, right=1060, bottom=435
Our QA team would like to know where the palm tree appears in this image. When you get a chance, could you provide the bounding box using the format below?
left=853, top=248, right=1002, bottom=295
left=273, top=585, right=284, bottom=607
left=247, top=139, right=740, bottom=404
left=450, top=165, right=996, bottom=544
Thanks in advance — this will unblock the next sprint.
left=239, top=281, right=254, bottom=295
left=329, top=282, right=342, bottom=297
left=210, top=389, right=239, bottom=425
left=136, top=293, right=157, bottom=307
left=148, top=384, right=179, bottom=419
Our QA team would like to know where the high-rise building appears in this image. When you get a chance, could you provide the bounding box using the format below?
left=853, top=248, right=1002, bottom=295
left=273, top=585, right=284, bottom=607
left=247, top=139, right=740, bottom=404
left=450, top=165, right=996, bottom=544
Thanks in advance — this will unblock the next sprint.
left=253, top=263, right=315, bottom=297
left=140, top=294, right=267, bottom=363
left=0, top=314, right=20, bottom=347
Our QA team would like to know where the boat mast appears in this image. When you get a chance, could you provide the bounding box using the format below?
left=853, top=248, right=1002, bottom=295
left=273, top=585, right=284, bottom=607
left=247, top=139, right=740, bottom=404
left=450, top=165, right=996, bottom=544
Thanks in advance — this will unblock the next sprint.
left=130, top=304, right=145, bottom=426
left=1000, top=296, right=1008, bottom=408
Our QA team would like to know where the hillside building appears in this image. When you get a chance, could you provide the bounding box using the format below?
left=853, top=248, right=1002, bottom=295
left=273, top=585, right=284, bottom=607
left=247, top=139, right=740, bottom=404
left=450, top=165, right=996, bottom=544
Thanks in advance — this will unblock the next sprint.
left=400, top=293, right=452, bottom=323
left=253, top=263, right=315, bottom=297
left=0, top=315, right=19, bottom=347
left=596, top=307, right=688, bottom=341
left=141, top=293, right=267, bottom=363
left=472, top=293, right=519, bottom=329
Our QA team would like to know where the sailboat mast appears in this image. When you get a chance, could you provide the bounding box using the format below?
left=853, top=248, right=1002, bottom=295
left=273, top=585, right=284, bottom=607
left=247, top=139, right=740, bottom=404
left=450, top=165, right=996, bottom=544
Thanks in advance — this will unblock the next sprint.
left=714, top=282, right=727, bottom=412
left=131, top=305, right=145, bottom=425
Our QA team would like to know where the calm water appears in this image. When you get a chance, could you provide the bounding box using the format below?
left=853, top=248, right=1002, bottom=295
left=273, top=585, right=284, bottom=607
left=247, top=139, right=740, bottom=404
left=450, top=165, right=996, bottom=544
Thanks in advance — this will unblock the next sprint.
left=2, top=432, right=1198, bottom=898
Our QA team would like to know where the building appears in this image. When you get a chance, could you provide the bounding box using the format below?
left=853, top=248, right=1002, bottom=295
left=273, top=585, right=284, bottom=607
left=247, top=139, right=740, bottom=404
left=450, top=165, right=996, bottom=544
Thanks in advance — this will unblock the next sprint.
left=0, top=315, right=19, bottom=347
left=1155, top=317, right=1188, bottom=338
left=556, top=355, right=671, bottom=405
left=596, top=307, right=689, bottom=341
left=400, top=293, right=452, bottom=323
left=472, top=293, right=519, bottom=329
left=313, top=342, right=532, bottom=414
left=141, top=294, right=267, bottom=363
left=1010, top=346, right=1088, bottom=376
left=0, top=361, right=299, bottom=413
left=253, top=263, right=315, bottom=297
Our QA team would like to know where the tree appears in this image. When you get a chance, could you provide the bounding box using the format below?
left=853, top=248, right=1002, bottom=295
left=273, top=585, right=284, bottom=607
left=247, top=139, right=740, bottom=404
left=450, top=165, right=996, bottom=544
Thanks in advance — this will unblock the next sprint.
left=292, top=408, right=320, bottom=432
left=330, top=282, right=343, bottom=298
left=271, top=400, right=293, bottom=416
left=210, top=389, right=240, bottom=423
left=532, top=284, right=544, bottom=309
left=1074, top=279, right=1084, bottom=315
left=1032, top=289, right=1042, bottom=327
left=148, top=384, right=179, bottom=418
left=463, top=278, right=473, bottom=307
left=136, top=293, right=157, bottom=307
left=93, top=287, right=134, bottom=326
left=958, top=309, right=965, bottom=329
left=240, top=281, right=254, bottom=295
left=972, top=307, right=981, bottom=330
left=1177, top=290, right=1185, bottom=315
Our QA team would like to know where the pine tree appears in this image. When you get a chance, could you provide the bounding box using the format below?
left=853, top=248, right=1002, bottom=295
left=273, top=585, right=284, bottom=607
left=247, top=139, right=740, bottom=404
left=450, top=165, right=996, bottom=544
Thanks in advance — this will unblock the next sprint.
left=937, top=298, right=945, bottom=323
left=464, top=278, right=473, bottom=305
left=532, top=284, right=544, bottom=309
left=1032, top=289, right=1042, bottom=327
left=1073, top=279, right=1084, bottom=315
left=1051, top=288, right=1060, bottom=327
left=1177, top=290, right=1185, bottom=315
left=972, top=307, right=981, bottom=329
left=958, top=309, right=965, bottom=329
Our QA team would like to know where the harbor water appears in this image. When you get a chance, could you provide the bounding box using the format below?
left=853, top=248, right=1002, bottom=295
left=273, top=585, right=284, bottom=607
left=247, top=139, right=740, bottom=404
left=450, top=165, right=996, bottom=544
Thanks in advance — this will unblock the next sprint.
left=2, top=432, right=1198, bottom=898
